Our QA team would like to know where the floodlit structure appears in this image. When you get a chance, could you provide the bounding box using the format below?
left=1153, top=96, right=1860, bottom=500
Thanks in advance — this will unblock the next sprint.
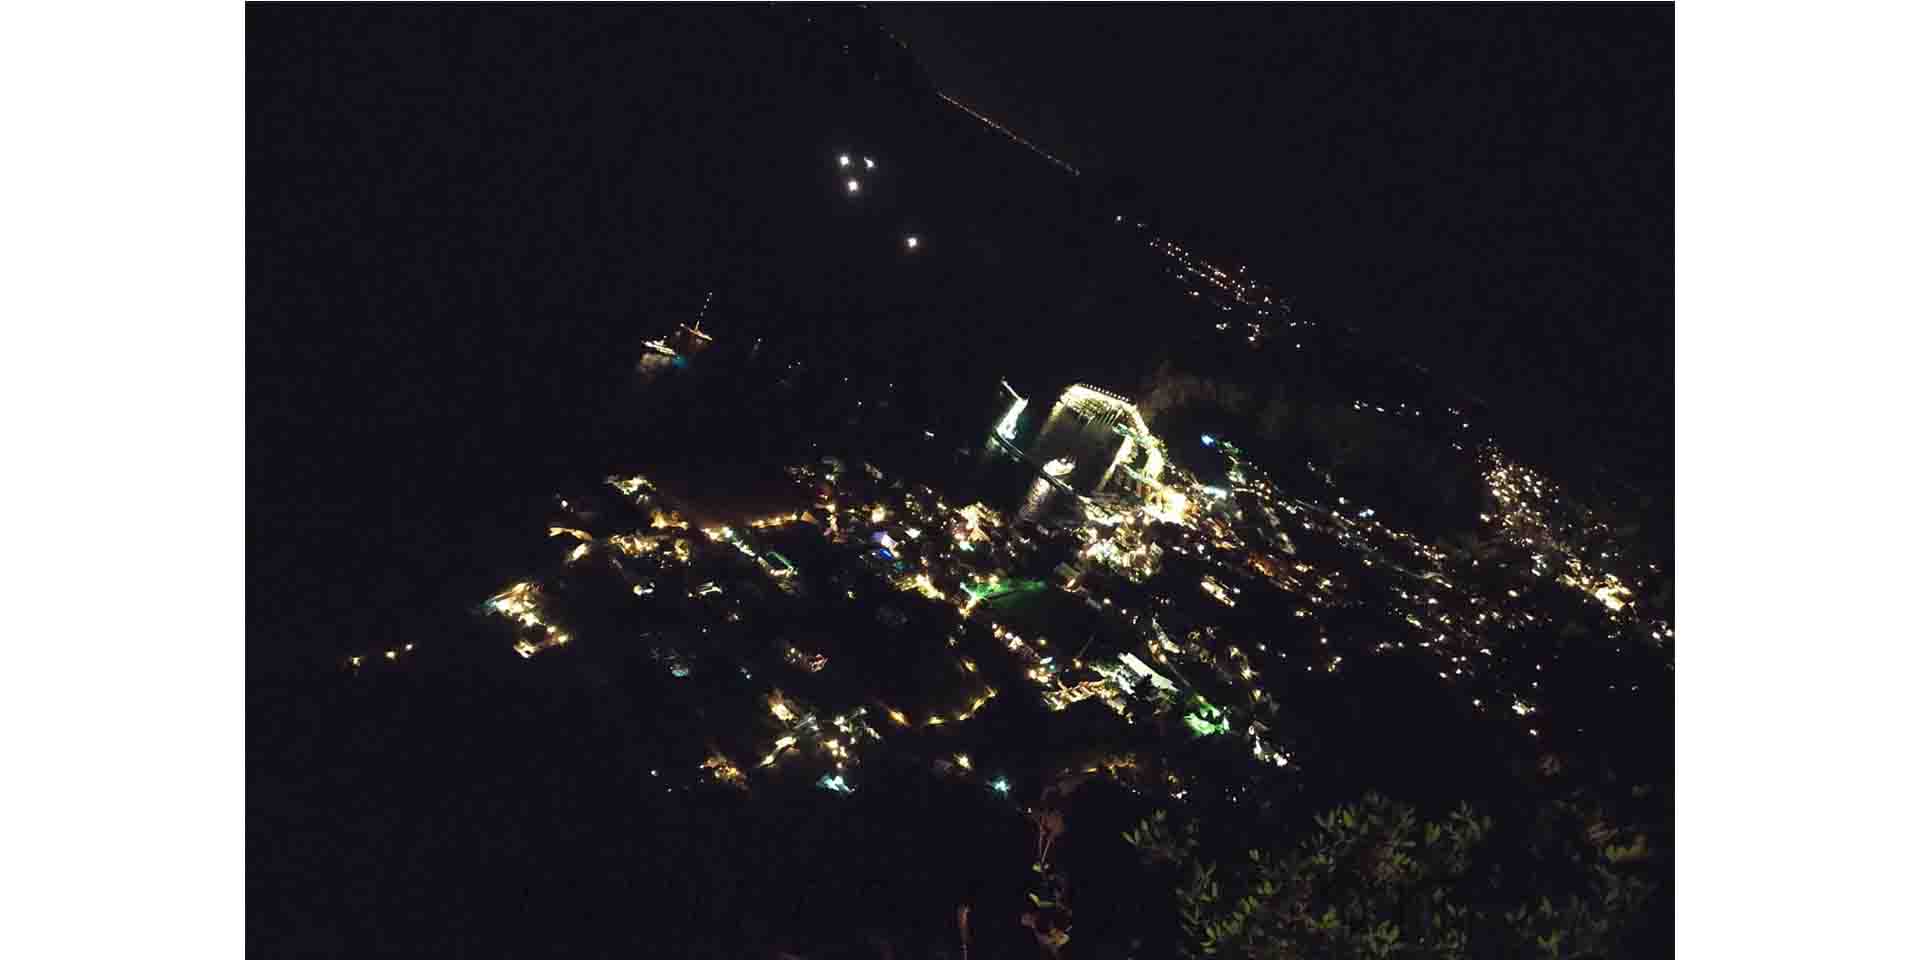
left=992, top=380, right=1028, bottom=444
left=1027, top=384, right=1166, bottom=495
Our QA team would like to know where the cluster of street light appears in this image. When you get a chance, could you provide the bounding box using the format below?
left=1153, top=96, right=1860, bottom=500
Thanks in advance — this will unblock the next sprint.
left=1118, top=219, right=1291, bottom=348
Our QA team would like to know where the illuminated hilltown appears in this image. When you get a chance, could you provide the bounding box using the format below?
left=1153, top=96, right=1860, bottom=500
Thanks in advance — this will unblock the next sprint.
left=309, top=82, right=1680, bottom=953
left=348, top=351, right=1671, bottom=812
left=238, top=7, right=1691, bottom=955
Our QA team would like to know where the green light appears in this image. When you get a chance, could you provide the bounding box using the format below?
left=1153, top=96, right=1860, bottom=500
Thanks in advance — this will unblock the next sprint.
left=1184, top=695, right=1229, bottom=736
left=963, top=577, right=1046, bottom=602
left=990, top=776, right=1011, bottom=795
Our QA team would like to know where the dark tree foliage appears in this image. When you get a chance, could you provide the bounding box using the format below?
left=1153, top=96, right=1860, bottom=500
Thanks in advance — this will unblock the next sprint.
left=1125, top=790, right=1668, bottom=959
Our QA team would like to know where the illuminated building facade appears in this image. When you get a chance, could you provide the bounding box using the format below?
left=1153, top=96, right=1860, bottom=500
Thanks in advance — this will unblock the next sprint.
left=669, top=320, right=714, bottom=357
left=991, top=380, right=1028, bottom=446
left=1027, top=384, right=1165, bottom=495
left=637, top=295, right=715, bottom=382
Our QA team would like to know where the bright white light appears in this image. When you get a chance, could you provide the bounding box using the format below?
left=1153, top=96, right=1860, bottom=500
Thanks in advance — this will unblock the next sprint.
left=846, top=179, right=860, bottom=194
left=905, top=235, right=919, bottom=249
left=995, top=394, right=1028, bottom=442
left=838, top=154, right=850, bottom=167
left=863, top=156, right=875, bottom=169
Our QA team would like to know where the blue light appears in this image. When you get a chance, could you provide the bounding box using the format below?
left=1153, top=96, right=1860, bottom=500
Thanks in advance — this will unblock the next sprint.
left=989, top=776, right=1011, bottom=796
left=1201, top=434, right=1215, bottom=447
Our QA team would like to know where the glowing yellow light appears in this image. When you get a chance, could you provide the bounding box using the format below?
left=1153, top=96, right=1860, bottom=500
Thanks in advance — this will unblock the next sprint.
left=703, top=754, right=746, bottom=787
left=1145, top=488, right=1189, bottom=525
left=1200, top=577, right=1235, bottom=607
left=608, top=533, right=657, bottom=556
left=384, top=650, right=397, bottom=660
left=955, top=753, right=972, bottom=770
left=1593, top=583, right=1632, bottom=612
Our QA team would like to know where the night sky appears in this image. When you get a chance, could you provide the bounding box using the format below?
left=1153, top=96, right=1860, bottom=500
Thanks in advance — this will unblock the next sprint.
left=878, top=6, right=1673, bottom=500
